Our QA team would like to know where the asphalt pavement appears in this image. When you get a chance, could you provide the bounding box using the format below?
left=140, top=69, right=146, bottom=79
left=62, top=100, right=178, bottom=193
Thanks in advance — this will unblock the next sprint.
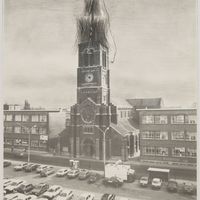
left=4, top=160, right=197, bottom=200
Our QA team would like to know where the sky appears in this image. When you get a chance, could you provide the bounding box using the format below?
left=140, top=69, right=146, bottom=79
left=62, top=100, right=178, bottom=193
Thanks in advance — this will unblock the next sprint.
left=3, top=0, right=198, bottom=108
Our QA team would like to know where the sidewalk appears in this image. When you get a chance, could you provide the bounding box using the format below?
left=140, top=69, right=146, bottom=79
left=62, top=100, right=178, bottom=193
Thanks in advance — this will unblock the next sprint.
left=4, top=149, right=197, bottom=171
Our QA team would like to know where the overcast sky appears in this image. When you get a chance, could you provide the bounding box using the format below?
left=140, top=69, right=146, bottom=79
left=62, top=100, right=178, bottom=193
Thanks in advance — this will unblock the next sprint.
left=3, top=0, right=197, bottom=108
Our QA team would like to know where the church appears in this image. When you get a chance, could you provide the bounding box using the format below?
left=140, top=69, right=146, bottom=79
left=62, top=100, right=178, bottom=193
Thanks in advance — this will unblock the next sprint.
left=68, top=0, right=139, bottom=161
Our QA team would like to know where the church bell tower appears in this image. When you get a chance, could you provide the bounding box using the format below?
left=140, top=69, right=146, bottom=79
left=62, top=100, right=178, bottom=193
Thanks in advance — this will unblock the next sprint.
left=70, top=0, right=117, bottom=160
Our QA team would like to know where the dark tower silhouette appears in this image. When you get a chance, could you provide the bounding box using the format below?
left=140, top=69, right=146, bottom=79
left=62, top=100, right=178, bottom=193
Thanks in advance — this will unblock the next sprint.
left=69, top=0, right=117, bottom=159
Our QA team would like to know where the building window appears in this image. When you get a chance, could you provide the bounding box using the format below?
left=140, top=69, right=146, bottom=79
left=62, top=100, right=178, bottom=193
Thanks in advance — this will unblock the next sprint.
left=172, top=147, right=185, bottom=157
left=14, top=127, right=21, bottom=134
left=185, top=115, right=196, bottom=124
left=22, top=115, right=29, bottom=122
left=15, top=115, right=22, bottom=121
left=171, top=131, right=185, bottom=140
left=142, top=115, right=154, bottom=124
left=142, top=146, right=155, bottom=155
left=154, top=115, right=168, bottom=124
left=154, top=132, right=168, bottom=140
left=120, top=111, right=123, bottom=118
left=102, top=51, right=106, bottom=67
left=171, top=115, right=184, bottom=124
left=142, top=131, right=168, bottom=140
left=21, top=139, right=28, bottom=146
left=142, top=131, right=154, bottom=139
left=4, top=126, right=13, bottom=133
left=38, top=127, right=47, bottom=134
left=5, top=114, right=13, bottom=121
left=21, top=127, right=30, bottom=134
left=155, top=147, right=168, bottom=156
left=39, top=140, right=47, bottom=147
left=83, top=126, right=93, bottom=133
left=31, top=115, right=39, bottom=122
left=31, top=140, right=38, bottom=147
left=31, top=127, right=39, bottom=134
left=186, top=148, right=196, bottom=157
left=5, top=139, right=12, bottom=145
left=40, top=115, right=47, bottom=122
left=14, top=139, right=22, bottom=145
left=185, top=132, right=196, bottom=141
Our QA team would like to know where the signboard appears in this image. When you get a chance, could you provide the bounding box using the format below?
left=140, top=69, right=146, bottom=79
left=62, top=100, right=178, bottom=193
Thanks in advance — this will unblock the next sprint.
left=40, top=135, right=48, bottom=141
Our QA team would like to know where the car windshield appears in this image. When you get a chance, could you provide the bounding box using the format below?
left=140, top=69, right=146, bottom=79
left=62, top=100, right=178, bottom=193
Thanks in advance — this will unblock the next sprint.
left=35, top=185, right=42, bottom=189
left=153, top=180, right=160, bottom=183
left=11, top=182, right=18, bottom=186
left=19, top=184, right=26, bottom=188
left=141, top=177, right=148, bottom=181
left=60, top=193, right=67, bottom=197
left=48, top=188, right=55, bottom=192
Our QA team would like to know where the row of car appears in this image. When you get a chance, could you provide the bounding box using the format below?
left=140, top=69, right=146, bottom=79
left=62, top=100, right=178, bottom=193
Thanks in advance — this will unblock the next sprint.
left=11, top=161, right=102, bottom=183
left=139, top=176, right=196, bottom=195
left=5, top=160, right=196, bottom=195
left=4, top=177, right=121, bottom=200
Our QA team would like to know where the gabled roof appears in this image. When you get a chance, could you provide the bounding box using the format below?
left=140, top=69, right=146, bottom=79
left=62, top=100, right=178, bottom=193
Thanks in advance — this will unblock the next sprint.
left=126, top=98, right=163, bottom=109
left=111, top=119, right=139, bottom=137
left=111, top=98, right=132, bottom=108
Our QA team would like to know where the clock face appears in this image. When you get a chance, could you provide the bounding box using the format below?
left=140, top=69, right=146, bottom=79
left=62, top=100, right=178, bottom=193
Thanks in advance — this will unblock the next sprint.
left=80, top=105, right=96, bottom=124
left=85, top=73, right=94, bottom=83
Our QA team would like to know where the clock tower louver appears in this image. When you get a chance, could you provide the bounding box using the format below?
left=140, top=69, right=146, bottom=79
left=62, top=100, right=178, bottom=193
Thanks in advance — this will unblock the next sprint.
left=69, top=0, right=117, bottom=160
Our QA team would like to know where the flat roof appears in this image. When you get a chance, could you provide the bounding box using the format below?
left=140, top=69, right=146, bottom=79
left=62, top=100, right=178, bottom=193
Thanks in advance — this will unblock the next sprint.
left=4, top=110, right=60, bottom=112
left=137, top=108, right=196, bottom=111
left=148, top=167, right=170, bottom=173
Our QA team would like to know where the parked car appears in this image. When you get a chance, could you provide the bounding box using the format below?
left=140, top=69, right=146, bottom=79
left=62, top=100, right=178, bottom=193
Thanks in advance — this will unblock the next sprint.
left=79, top=193, right=95, bottom=200
left=40, top=167, right=55, bottom=177
left=88, top=172, right=101, bottom=184
left=182, top=182, right=195, bottom=194
left=9, top=193, right=30, bottom=200
left=4, top=178, right=14, bottom=188
left=167, top=179, right=178, bottom=192
left=14, top=163, right=28, bottom=171
left=4, top=193, right=22, bottom=200
left=54, top=189, right=74, bottom=200
left=102, top=177, right=123, bottom=188
left=151, top=178, right=162, bottom=189
left=79, top=169, right=90, bottom=180
left=42, top=185, right=62, bottom=199
left=5, top=180, right=26, bottom=193
left=37, top=198, right=49, bottom=200
left=101, top=193, right=116, bottom=200
left=67, top=169, right=79, bottom=179
left=36, top=165, right=48, bottom=173
left=30, top=183, right=49, bottom=196
left=24, top=164, right=40, bottom=172
left=4, top=161, right=11, bottom=168
left=139, top=176, right=149, bottom=187
left=15, top=183, right=34, bottom=194
left=56, top=168, right=70, bottom=177
left=117, top=198, right=129, bottom=200
left=25, top=194, right=38, bottom=200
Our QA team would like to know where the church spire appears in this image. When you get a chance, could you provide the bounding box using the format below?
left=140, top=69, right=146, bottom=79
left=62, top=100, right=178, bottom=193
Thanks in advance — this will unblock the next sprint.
left=77, top=0, right=109, bottom=48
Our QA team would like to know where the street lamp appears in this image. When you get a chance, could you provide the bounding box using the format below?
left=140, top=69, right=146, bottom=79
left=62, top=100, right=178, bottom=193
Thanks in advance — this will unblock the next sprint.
left=95, top=126, right=109, bottom=176
left=16, top=123, right=37, bottom=163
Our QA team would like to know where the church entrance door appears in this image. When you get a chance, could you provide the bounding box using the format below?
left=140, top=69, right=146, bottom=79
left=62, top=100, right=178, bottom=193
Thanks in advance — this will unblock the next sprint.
left=83, top=138, right=95, bottom=158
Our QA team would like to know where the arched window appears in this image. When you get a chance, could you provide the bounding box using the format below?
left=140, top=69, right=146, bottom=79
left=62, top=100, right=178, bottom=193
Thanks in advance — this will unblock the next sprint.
left=83, top=48, right=95, bottom=66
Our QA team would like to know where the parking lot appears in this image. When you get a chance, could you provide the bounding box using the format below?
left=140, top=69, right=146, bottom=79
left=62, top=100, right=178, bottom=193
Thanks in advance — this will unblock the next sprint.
left=4, top=160, right=197, bottom=200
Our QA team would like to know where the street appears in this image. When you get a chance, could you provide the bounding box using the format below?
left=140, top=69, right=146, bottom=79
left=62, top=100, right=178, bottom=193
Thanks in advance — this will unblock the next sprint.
left=4, top=160, right=196, bottom=200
